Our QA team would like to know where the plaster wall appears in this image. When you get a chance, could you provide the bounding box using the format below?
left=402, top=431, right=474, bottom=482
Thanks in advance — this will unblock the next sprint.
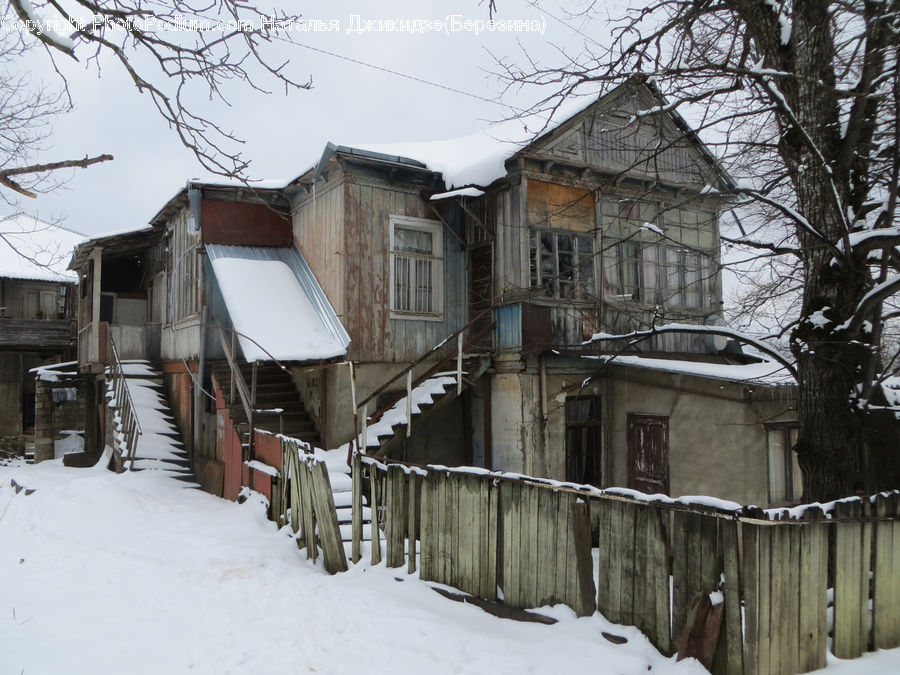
left=603, top=368, right=793, bottom=505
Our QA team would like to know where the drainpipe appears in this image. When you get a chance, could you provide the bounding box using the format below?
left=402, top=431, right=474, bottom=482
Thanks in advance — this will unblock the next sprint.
left=194, top=303, right=208, bottom=463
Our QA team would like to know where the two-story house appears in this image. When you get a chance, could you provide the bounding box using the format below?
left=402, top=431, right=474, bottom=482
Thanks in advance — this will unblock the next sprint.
left=71, top=79, right=800, bottom=506
left=0, top=215, right=82, bottom=454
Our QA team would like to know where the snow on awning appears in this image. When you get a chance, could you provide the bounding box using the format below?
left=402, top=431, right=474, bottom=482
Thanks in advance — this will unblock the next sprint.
left=429, top=187, right=485, bottom=201
left=209, top=253, right=347, bottom=363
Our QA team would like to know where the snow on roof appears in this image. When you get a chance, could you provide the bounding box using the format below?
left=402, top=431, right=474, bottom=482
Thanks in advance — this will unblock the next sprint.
left=600, top=354, right=794, bottom=385
left=349, top=94, right=598, bottom=190
left=82, top=224, right=154, bottom=243
left=210, top=257, right=347, bottom=363
left=0, top=214, right=84, bottom=282
left=187, top=177, right=291, bottom=190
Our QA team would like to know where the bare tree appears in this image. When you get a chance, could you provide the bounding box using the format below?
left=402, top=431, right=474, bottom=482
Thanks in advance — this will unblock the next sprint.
left=499, top=0, right=900, bottom=501
left=1, top=0, right=309, bottom=202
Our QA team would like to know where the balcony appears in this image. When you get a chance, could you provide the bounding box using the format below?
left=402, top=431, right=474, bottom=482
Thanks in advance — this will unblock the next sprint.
left=0, top=318, right=76, bottom=351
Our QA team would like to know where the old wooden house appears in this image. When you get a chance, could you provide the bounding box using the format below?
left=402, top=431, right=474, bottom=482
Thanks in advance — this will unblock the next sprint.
left=72, top=79, right=800, bottom=506
left=0, top=216, right=82, bottom=454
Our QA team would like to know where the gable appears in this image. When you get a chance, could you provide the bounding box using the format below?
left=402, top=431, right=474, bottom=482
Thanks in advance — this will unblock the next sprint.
left=533, top=85, right=720, bottom=188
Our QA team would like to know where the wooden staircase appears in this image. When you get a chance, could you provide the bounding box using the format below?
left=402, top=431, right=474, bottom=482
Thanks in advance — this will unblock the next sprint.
left=211, top=361, right=320, bottom=447
left=366, top=357, right=491, bottom=458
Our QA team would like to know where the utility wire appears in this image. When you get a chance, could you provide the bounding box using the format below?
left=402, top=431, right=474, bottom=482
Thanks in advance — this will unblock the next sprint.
left=293, top=40, right=529, bottom=115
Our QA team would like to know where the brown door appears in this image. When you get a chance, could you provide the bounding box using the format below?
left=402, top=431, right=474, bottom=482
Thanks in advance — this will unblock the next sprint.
left=627, top=414, right=670, bottom=495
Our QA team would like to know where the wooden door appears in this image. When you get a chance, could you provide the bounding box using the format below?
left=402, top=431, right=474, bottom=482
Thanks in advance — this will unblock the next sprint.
left=565, top=396, right=602, bottom=486
left=627, top=414, right=670, bottom=495
left=468, top=242, right=493, bottom=348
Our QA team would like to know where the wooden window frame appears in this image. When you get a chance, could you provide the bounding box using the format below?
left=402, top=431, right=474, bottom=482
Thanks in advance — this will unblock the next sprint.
left=765, top=422, right=802, bottom=505
left=528, top=229, right=597, bottom=301
left=389, top=215, right=444, bottom=322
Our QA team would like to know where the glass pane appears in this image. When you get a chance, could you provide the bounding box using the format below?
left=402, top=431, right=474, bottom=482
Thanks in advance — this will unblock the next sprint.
left=603, top=250, right=620, bottom=296
left=529, top=230, right=538, bottom=287
left=540, top=232, right=555, bottom=297
left=414, top=258, right=433, bottom=313
left=767, top=430, right=786, bottom=502
left=666, top=248, right=682, bottom=306
left=394, top=227, right=433, bottom=254
left=642, top=244, right=658, bottom=304
left=577, top=236, right=595, bottom=297
left=394, top=256, right=410, bottom=311
left=684, top=252, right=701, bottom=308
left=558, top=234, right=574, bottom=298
left=622, top=242, right=641, bottom=299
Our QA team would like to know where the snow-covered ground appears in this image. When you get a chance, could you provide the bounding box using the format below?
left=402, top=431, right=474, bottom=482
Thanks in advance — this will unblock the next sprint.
left=1, top=458, right=898, bottom=675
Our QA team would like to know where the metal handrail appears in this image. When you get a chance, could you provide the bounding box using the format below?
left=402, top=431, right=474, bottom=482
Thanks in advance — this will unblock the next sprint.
left=107, top=332, right=142, bottom=470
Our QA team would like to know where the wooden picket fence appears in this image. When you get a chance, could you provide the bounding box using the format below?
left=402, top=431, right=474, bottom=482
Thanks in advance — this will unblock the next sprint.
left=354, top=455, right=900, bottom=675
left=272, top=438, right=348, bottom=574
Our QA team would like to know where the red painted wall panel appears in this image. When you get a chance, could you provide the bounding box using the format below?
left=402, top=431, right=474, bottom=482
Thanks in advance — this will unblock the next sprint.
left=201, top=199, right=291, bottom=247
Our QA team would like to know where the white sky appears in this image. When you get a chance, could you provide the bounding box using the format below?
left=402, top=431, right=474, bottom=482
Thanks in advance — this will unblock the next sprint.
left=14, top=0, right=600, bottom=236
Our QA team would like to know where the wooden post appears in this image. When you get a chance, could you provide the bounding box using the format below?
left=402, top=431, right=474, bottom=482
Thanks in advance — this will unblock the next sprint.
left=456, top=332, right=463, bottom=396
left=351, top=452, right=362, bottom=564
left=406, top=370, right=412, bottom=438
left=230, top=329, right=236, bottom=403
left=408, top=472, right=419, bottom=575
left=370, top=465, right=382, bottom=565
left=360, top=402, right=368, bottom=453
left=248, top=361, right=257, bottom=459
left=348, top=361, right=358, bottom=463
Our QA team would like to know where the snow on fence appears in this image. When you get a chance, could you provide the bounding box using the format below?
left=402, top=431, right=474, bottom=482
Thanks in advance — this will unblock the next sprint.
left=274, top=438, right=348, bottom=574
left=353, top=455, right=900, bottom=675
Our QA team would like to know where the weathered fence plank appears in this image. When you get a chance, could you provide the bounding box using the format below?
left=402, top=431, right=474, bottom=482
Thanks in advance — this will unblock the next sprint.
left=308, top=460, right=348, bottom=574
left=720, top=518, right=742, bottom=675
left=570, top=498, right=596, bottom=617
left=385, top=464, right=406, bottom=568
left=419, top=470, right=433, bottom=580
left=407, top=471, right=420, bottom=575
left=742, top=522, right=761, bottom=675
left=298, top=459, right=317, bottom=563
left=483, top=476, right=498, bottom=601
left=833, top=500, right=868, bottom=659
left=797, top=509, right=828, bottom=673
left=874, top=494, right=900, bottom=649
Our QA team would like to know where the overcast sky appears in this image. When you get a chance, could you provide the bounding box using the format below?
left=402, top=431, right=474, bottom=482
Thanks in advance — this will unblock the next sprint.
left=13, top=0, right=600, bottom=236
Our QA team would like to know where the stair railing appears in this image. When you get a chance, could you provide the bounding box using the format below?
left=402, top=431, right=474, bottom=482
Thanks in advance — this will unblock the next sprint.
left=350, top=306, right=495, bottom=458
left=107, top=331, right=142, bottom=470
left=216, top=323, right=257, bottom=458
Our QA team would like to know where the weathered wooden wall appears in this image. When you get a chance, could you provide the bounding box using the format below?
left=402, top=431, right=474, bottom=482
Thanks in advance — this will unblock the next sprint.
left=292, top=177, right=346, bottom=317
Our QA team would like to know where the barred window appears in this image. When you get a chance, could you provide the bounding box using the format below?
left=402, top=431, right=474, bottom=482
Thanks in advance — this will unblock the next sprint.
left=390, top=216, right=443, bottom=319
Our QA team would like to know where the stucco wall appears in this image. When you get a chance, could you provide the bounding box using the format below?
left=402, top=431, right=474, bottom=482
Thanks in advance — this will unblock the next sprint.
left=477, top=357, right=796, bottom=507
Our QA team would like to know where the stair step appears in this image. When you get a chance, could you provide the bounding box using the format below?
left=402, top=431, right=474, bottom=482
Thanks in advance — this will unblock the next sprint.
left=340, top=522, right=376, bottom=542
left=335, top=506, right=371, bottom=523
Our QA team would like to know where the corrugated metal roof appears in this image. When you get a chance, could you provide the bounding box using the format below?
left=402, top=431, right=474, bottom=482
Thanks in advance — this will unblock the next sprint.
left=205, top=244, right=350, bottom=352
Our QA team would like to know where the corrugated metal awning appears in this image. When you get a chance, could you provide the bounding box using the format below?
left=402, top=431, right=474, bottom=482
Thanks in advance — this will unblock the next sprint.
left=206, top=244, right=350, bottom=362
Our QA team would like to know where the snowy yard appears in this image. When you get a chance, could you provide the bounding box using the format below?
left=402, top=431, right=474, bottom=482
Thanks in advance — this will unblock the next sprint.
left=1, top=458, right=898, bottom=675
